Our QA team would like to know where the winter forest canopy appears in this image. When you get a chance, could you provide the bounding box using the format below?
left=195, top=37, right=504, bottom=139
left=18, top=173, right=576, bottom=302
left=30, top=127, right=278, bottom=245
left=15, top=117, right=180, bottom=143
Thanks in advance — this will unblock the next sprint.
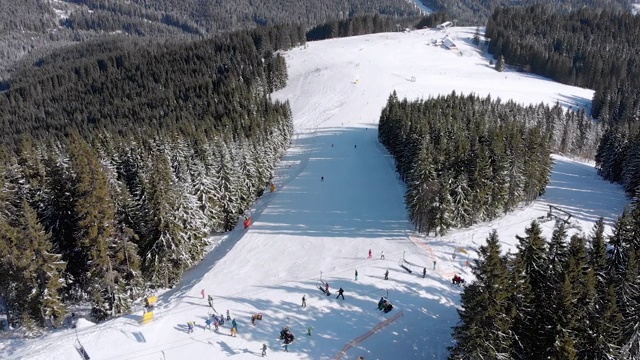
left=485, top=5, right=640, bottom=201
left=0, top=0, right=639, bottom=358
left=378, top=91, right=600, bottom=236
left=0, top=24, right=297, bottom=331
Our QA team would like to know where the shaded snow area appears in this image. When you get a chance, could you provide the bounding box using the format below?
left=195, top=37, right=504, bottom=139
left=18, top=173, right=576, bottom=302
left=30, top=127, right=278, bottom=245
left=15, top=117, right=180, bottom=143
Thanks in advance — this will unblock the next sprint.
left=408, top=0, right=435, bottom=14
left=1, top=27, right=628, bottom=360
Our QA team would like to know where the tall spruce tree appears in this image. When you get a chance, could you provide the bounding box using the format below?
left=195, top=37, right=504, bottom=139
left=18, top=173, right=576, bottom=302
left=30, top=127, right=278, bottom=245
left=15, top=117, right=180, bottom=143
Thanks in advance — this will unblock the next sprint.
left=566, top=234, right=597, bottom=359
left=14, top=200, right=65, bottom=327
left=513, top=221, right=552, bottom=358
left=405, top=141, right=438, bottom=234
left=619, top=249, right=640, bottom=358
left=70, top=136, right=123, bottom=320
left=552, top=274, right=579, bottom=360
left=450, top=230, right=513, bottom=359
left=141, top=151, right=185, bottom=287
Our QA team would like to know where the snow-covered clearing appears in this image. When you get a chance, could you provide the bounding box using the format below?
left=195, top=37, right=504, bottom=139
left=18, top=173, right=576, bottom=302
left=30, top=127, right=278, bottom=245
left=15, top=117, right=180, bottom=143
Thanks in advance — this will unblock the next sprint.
left=1, top=27, right=628, bottom=360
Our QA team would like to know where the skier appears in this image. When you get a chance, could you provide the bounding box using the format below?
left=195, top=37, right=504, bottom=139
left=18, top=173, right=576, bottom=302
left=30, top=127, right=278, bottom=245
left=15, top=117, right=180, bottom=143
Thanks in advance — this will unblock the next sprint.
left=280, top=326, right=290, bottom=340
left=368, top=249, right=372, bottom=259
left=384, top=269, right=389, bottom=280
left=232, top=318, right=238, bottom=332
left=307, top=326, right=313, bottom=336
left=207, top=295, right=214, bottom=308
left=423, top=267, right=426, bottom=278
left=355, top=269, right=358, bottom=281
left=251, top=315, right=256, bottom=326
left=433, top=260, right=436, bottom=270
left=226, top=310, right=231, bottom=321
left=325, top=282, right=330, bottom=294
left=378, top=297, right=386, bottom=310
left=201, top=289, right=205, bottom=299
left=187, top=321, right=194, bottom=334
left=261, top=343, right=268, bottom=357
left=302, top=295, right=306, bottom=307
left=380, top=251, right=385, bottom=260
left=205, top=318, right=212, bottom=331
left=214, top=319, right=219, bottom=331
left=336, top=287, right=345, bottom=300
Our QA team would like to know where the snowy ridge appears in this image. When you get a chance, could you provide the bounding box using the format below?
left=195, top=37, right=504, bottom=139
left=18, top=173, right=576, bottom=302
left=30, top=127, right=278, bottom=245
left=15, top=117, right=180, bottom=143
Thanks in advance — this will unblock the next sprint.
left=2, top=27, right=628, bottom=360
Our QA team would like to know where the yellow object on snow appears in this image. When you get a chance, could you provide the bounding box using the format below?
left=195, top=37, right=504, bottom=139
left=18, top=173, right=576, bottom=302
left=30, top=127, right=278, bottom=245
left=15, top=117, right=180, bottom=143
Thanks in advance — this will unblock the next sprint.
left=142, top=311, right=154, bottom=324
left=145, top=296, right=158, bottom=307
left=456, top=247, right=468, bottom=254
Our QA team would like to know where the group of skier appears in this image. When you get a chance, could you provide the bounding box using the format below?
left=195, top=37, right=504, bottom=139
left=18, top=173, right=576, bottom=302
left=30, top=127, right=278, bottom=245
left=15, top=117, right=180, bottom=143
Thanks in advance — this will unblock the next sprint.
left=189, top=250, right=455, bottom=354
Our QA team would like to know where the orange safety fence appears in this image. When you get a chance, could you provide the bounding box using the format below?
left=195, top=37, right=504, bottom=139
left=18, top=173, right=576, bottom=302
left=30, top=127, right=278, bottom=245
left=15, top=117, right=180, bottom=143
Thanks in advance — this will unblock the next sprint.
left=408, top=235, right=457, bottom=279
left=334, top=310, right=404, bottom=360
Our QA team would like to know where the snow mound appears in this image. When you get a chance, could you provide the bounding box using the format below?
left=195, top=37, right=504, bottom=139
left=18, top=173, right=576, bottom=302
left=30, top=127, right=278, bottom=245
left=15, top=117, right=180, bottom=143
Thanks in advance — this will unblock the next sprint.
left=74, top=318, right=95, bottom=329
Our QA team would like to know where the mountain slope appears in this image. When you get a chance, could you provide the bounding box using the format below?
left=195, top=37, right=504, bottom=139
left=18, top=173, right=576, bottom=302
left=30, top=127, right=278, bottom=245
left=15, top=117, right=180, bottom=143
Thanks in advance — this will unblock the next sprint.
left=1, top=27, right=628, bottom=360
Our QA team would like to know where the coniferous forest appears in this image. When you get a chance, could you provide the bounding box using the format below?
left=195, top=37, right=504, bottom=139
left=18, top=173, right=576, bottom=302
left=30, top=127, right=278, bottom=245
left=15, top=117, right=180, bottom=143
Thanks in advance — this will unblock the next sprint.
left=378, top=92, right=600, bottom=236
left=485, top=6, right=640, bottom=201
left=417, top=0, right=632, bottom=27
left=0, top=0, right=423, bottom=81
left=450, top=213, right=640, bottom=359
left=447, top=5, right=640, bottom=358
left=0, top=24, right=297, bottom=331
left=0, top=1, right=639, bottom=358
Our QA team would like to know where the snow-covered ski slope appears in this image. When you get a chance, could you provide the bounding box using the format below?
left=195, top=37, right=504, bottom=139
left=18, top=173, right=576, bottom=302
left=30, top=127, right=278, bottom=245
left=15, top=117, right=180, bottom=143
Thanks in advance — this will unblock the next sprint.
left=2, top=27, right=628, bottom=360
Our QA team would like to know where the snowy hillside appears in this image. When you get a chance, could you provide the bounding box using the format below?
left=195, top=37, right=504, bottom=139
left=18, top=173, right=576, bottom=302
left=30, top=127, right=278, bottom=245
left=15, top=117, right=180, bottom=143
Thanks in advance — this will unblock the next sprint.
left=1, top=27, right=628, bottom=360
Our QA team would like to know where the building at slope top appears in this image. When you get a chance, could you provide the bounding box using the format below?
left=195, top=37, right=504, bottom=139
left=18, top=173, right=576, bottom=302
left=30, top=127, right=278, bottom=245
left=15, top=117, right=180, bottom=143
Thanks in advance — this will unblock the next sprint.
left=437, top=21, right=452, bottom=30
left=443, top=38, right=457, bottom=50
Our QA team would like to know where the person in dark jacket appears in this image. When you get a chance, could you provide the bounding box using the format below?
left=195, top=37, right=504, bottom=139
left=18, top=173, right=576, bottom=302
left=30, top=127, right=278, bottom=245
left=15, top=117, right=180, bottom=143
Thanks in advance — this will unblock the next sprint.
left=336, top=287, right=345, bottom=300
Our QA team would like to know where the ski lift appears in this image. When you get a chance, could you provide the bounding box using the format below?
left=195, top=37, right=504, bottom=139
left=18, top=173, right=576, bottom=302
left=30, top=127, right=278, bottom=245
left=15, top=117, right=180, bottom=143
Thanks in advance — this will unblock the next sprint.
left=536, top=205, right=582, bottom=231
left=74, top=332, right=90, bottom=360
left=397, top=258, right=412, bottom=273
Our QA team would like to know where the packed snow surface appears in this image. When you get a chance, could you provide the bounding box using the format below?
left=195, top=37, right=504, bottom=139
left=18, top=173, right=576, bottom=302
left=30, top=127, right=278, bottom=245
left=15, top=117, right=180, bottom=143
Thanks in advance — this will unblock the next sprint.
left=1, top=27, right=628, bottom=360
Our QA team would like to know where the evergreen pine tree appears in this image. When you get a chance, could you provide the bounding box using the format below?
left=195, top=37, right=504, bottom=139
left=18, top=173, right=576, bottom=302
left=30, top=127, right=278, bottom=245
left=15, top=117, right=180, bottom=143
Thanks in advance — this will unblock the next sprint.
left=69, top=135, right=121, bottom=320
left=434, top=177, right=454, bottom=236
left=15, top=200, right=66, bottom=327
left=405, top=141, right=438, bottom=234
left=141, top=151, right=186, bottom=287
left=473, top=27, right=481, bottom=46
left=552, top=274, right=579, bottom=360
left=496, top=55, right=505, bottom=72
left=618, top=247, right=640, bottom=357
left=450, top=174, right=472, bottom=227
left=450, top=230, right=513, bottom=359
left=513, top=221, right=553, bottom=358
